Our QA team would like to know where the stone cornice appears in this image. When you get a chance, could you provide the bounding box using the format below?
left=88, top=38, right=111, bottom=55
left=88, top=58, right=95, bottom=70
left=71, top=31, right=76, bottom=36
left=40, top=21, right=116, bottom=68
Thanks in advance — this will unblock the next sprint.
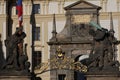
left=2, top=12, right=120, bottom=21
left=99, top=12, right=120, bottom=20
left=11, top=14, right=65, bottom=19
left=0, top=14, right=7, bottom=18
left=100, top=12, right=120, bottom=17
left=0, top=0, right=101, bottom=2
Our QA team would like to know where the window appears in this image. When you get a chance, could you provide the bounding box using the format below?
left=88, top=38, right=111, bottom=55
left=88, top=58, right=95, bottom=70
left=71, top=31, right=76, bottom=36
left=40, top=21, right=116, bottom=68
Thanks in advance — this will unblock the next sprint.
left=34, top=27, right=40, bottom=41
left=33, top=4, right=40, bottom=14
left=33, top=51, right=42, bottom=69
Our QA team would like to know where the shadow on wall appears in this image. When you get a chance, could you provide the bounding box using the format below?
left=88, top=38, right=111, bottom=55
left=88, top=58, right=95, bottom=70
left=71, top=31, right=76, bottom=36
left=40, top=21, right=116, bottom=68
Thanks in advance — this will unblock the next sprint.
left=30, top=0, right=37, bottom=72
left=0, top=34, right=6, bottom=69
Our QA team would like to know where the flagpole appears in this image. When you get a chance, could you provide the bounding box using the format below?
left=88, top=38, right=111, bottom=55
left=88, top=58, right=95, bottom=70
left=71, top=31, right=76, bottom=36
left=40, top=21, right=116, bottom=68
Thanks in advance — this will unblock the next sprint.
left=16, top=0, right=24, bottom=63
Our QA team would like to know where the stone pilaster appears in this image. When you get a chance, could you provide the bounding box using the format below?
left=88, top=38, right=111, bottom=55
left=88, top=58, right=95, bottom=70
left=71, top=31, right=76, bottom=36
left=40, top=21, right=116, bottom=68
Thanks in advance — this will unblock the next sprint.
left=3, top=2, right=6, bottom=14
left=101, top=0, right=108, bottom=12
left=42, top=1, right=45, bottom=14
left=13, top=7, right=16, bottom=15
left=116, top=0, right=120, bottom=11
left=58, top=1, right=61, bottom=14
left=1, top=2, right=4, bottom=14
left=104, top=0, right=108, bottom=11
left=46, top=1, right=49, bottom=14
left=29, top=4, right=32, bottom=14
left=28, top=3, right=31, bottom=15
left=100, top=0, right=103, bottom=12
left=61, top=1, right=65, bottom=14
left=24, top=4, right=27, bottom=15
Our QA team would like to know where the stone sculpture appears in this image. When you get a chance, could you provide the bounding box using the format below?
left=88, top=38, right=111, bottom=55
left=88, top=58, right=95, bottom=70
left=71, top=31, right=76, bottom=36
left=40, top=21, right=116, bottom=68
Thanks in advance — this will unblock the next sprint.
left=2, top=27, right=30, bottom=71
left=87, top=24, right=120, bottom=72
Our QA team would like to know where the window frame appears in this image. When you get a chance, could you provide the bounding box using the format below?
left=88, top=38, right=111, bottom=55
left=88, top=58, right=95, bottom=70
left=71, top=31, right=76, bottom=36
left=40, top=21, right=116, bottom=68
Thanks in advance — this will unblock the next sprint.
left=34, top=27, right=40, bottom=41
left=33, top=4, right=40, bottom=14
left=33, top=51, right=42, bottom=69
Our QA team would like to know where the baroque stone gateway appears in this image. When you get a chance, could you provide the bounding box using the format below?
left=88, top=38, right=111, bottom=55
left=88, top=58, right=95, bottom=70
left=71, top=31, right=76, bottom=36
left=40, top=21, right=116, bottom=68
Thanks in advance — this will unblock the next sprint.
left=47, top=0, right=120, bottom=80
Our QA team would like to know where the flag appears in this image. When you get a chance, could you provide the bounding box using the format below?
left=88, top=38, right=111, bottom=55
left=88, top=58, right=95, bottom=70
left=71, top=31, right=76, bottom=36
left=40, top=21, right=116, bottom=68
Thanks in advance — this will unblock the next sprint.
left=16, top=0, right=23, bottom=27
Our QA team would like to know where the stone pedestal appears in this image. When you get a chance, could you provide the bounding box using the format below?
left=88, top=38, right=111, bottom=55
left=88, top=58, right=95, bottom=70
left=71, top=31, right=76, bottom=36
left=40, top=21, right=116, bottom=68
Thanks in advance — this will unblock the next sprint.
left=86, top=72, right=120, bottom=80
left=0, top=76, right=31, bottom=80
left=0, top=70, right=31, bottom=80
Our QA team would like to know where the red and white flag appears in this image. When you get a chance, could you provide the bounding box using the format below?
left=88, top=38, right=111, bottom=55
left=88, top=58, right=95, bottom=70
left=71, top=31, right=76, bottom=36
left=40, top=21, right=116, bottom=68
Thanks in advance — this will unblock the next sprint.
left=16, top=0, right=23, bottom=27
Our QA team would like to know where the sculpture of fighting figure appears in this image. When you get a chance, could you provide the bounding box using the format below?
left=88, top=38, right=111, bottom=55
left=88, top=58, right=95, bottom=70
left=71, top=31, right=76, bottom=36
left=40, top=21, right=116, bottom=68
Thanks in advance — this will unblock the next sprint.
left=3, top=27, right=30, bottom=71
left=87, top=22, right=120, bottom=72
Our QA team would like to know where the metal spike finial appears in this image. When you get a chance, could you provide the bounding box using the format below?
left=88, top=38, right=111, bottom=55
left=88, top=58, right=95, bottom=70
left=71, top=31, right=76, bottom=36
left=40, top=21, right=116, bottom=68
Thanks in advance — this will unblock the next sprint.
left=52, top=14, right=57, bottom=39
left=53, top=14, right=56, bottom=32
left=109, top=12, right=115, bottom=34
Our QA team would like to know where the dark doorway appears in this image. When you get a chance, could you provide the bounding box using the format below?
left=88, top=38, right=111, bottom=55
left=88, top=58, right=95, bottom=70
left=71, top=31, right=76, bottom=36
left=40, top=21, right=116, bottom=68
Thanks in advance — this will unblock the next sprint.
left=74, top=71, right=86, bottom=80
left=58, top=74, right=66, bottom=80
left=74, top=55, right=88, bottom=80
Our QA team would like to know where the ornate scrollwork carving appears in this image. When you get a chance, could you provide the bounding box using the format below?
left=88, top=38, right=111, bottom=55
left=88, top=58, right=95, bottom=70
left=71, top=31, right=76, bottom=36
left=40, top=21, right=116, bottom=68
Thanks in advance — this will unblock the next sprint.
left=35, top=47, right=87, bottom=74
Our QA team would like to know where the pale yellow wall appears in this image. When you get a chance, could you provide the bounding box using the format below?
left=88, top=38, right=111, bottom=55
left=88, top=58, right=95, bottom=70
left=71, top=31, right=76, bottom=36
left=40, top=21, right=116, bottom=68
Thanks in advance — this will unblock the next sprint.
left=0, top=0, right=120, bottom=80
left=0, top=14, right=7, bottom=58
left=107, top=0, right=118, bottom=12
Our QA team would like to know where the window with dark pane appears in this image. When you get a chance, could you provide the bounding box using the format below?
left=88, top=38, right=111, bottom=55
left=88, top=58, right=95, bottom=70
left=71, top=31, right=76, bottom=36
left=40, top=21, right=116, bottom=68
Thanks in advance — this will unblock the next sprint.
left=33, top=4, right=40, bottom=14
left=33, top=51, right=42, bottom=69
left=34, top=27, right=40, bottom=41
left=16, top=8, right=18, bottom=15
